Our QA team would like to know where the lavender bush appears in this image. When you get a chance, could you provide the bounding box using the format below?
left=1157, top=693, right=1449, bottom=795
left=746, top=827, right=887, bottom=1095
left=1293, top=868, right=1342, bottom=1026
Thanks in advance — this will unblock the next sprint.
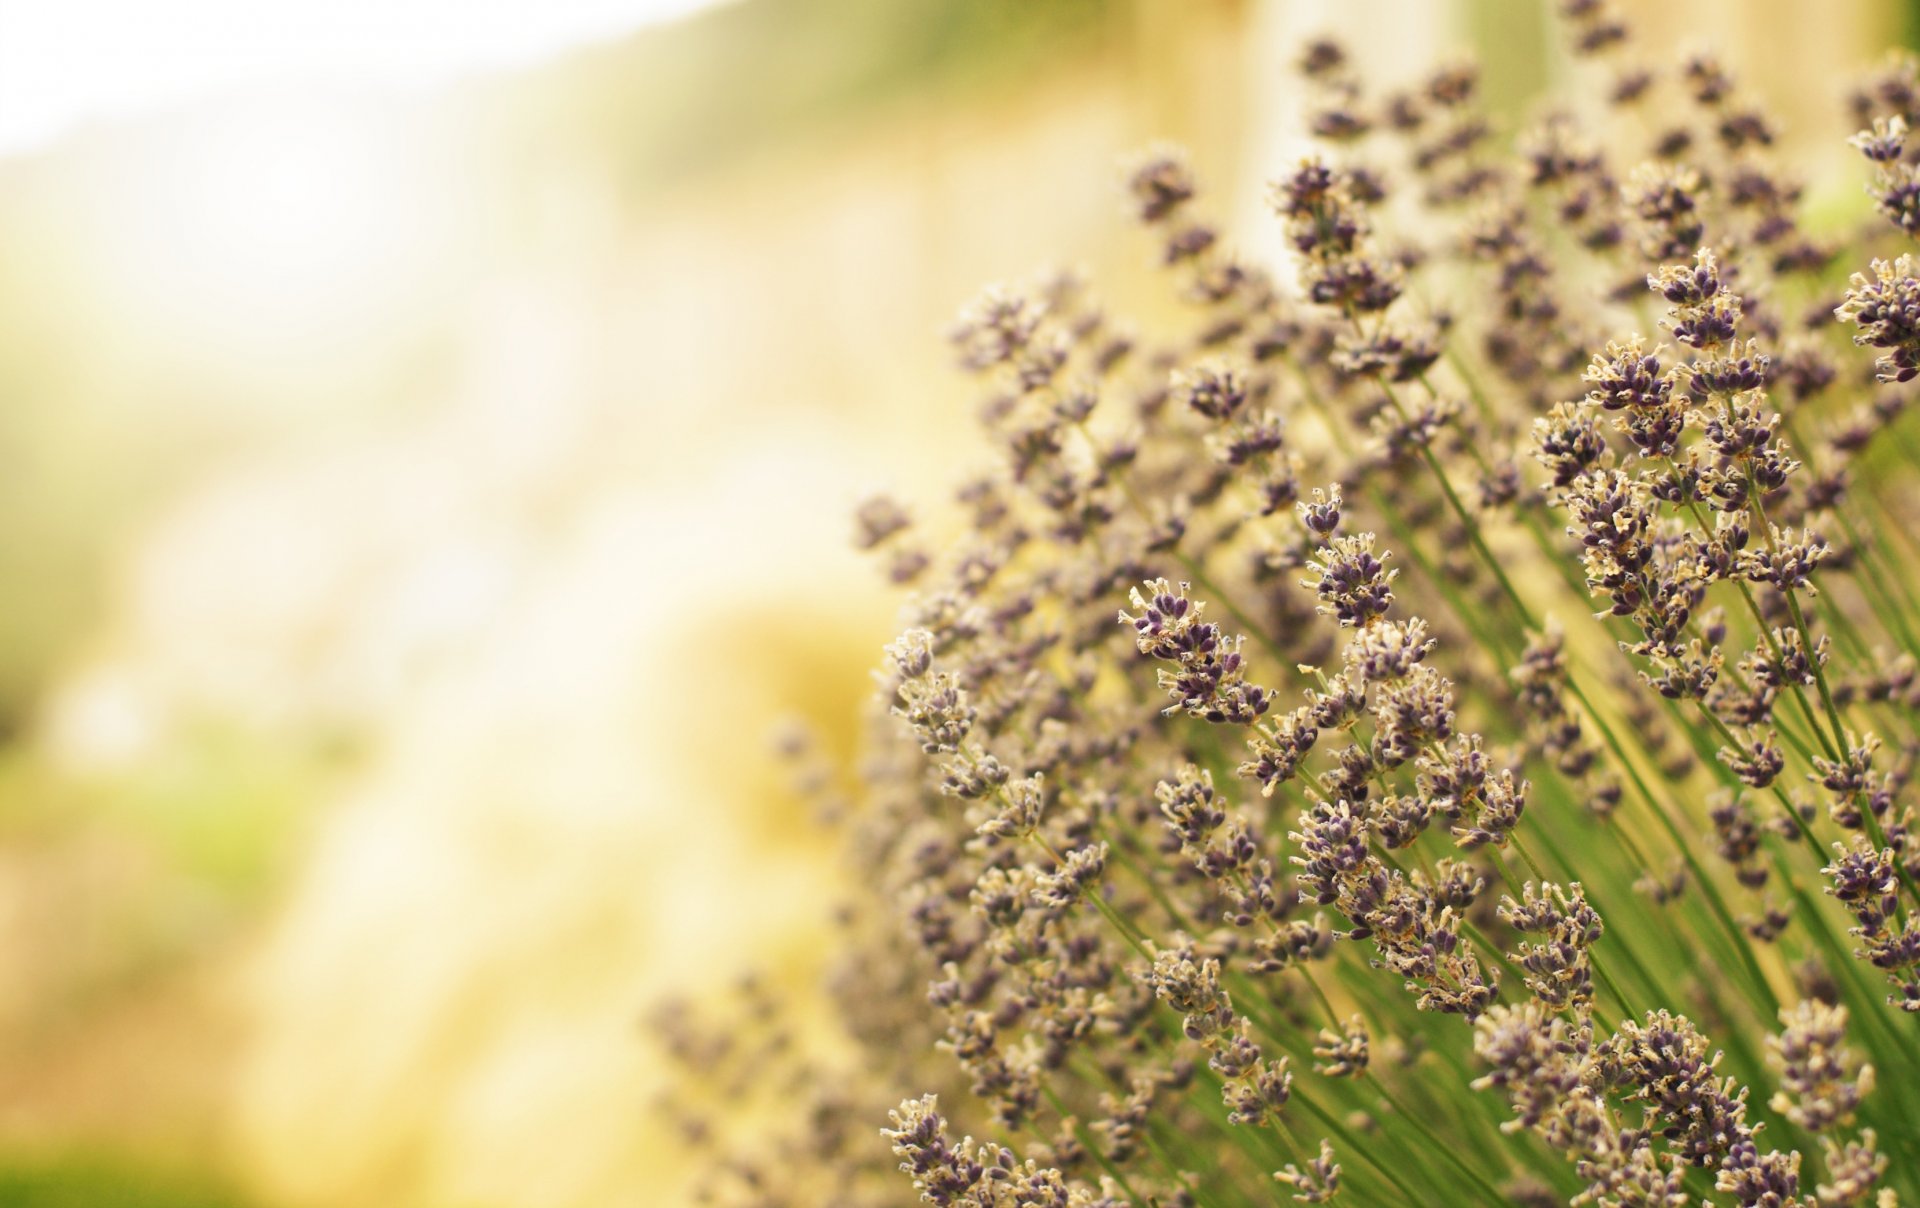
left=655, top=5, right=1920, bottom=1204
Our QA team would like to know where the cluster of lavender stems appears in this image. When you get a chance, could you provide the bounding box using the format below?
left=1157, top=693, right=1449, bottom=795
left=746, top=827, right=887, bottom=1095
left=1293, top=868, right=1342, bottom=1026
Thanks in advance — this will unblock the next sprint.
left=652, top=7, right=1920, bottom=1206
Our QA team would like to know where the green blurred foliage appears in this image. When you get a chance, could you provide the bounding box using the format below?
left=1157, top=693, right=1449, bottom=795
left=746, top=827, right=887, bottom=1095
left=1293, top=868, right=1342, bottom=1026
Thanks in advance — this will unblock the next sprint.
left=0, top=1153, right=256, bottom=1208
left=1461, top=0, right=1550, bottom=117
left=491, top=0, right=1130, bottom=199
left=0, top=280, right=239, bottom=738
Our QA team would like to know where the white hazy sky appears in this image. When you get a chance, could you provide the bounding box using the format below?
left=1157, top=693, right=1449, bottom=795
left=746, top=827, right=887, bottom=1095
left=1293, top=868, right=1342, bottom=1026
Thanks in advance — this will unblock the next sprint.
left=0, top=0, right=726, bottom=155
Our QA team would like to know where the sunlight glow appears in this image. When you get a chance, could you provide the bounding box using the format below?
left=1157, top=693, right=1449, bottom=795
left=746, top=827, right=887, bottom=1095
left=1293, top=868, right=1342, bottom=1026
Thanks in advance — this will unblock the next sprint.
left=0, top=0, right=728, bottom=156
left=5, top=0, right=728, bottom=370
left=77, top=98, right=453, bottom=370
left=155, top=107, right=410, bottom=312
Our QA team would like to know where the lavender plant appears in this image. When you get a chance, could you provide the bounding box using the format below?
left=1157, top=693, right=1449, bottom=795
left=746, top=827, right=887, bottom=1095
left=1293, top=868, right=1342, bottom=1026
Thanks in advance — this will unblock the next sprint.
left=655, top=7, right=1920, bottom=1205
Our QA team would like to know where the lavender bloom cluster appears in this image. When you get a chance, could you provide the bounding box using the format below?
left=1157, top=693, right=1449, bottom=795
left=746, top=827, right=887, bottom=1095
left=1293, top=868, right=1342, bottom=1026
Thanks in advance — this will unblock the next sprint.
left=652, top=7, right=1920, bottom=1206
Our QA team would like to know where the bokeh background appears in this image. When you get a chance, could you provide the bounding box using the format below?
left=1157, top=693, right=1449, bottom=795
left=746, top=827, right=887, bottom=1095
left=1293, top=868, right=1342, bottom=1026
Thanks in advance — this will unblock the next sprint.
left=0, top=0, right=1908, bottom=1204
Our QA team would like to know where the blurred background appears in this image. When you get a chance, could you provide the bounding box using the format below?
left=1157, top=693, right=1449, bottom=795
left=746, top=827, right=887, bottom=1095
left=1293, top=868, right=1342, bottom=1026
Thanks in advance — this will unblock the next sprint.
left=0, top=0, right=1907, bottom=1203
